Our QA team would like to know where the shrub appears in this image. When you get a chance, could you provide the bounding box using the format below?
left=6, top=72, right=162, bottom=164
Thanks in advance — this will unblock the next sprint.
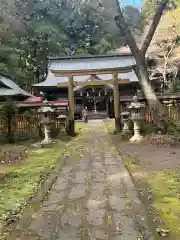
left=140, top=123, right=154, bottom=135
left=167, top=121, right=180, bottom=137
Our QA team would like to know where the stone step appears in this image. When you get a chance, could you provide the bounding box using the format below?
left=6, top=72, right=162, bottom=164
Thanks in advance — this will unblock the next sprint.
left=88, top=111, right=108, bottom=119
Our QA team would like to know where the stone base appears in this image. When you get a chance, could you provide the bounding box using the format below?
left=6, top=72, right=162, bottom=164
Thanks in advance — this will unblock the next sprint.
left=129, top=134, right=143, bottom=143
left=41, top=138, right=55, bottom=146
left=122, top=129, right=131, bottom=135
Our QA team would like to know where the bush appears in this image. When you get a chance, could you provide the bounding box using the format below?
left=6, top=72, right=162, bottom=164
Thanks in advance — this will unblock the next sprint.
left=140, top=123, right=154, bottom=135
left=167, top=121, right=180, bottom=137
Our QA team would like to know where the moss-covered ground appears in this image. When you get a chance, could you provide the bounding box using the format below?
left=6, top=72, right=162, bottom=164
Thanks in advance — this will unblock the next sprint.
left=0, top=122, right=85, bottom=234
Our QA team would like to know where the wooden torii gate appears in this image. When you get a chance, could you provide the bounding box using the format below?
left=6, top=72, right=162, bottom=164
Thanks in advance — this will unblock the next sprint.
left=51, top=66, right=132, bottom=136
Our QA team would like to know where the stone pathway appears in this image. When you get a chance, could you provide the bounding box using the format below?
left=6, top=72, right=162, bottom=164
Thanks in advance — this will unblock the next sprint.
left=10, top=120, right=140, bottom=240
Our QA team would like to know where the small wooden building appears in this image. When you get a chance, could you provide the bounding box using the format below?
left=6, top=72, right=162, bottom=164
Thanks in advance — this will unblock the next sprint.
left=0, top=73, right=32, bottom=101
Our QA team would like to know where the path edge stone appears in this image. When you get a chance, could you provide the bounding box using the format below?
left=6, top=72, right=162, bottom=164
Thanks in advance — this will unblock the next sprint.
left=4, top=154, right=68, bottom=239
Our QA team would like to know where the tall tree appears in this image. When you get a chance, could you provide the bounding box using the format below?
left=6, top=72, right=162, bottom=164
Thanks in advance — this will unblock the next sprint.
left=0, top=0, right=125, bottom=87
left=115, top=0, right=169, bottom=130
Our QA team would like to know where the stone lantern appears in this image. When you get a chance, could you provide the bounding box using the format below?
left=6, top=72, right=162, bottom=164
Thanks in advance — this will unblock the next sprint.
left=38, top=105, right=55, bottom=145
left=120, top=111, right=130, bottom=135
left=128, top=95, right=143, bottom=143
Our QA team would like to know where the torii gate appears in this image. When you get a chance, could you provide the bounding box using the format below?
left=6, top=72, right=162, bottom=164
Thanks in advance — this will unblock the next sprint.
left=51, top=66, right=133, bottom=136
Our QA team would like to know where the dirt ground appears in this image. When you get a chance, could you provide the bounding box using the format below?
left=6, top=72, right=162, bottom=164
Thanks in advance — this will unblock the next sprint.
left=111, top=134, right=180, bottom=240
left=115, top=137, right=180, bottom=172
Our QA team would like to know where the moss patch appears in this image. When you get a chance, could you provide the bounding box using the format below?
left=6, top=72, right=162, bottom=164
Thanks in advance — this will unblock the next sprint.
left=124, top=154, right=180, bottom=239
left=147, top=170, right=180, bottom=237
left=0, top=122, right=85, bottom=232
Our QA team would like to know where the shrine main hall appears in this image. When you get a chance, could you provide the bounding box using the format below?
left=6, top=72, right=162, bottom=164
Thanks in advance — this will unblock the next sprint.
left=32, top=53, right=142, bottom=119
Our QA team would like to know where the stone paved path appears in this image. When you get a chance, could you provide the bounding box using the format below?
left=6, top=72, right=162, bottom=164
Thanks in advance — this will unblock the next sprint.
left=10, top=120, right=140, bottom=240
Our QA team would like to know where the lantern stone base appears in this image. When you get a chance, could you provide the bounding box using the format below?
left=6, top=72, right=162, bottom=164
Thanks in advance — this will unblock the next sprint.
left=130, top=134, right=143, bottom=143
left=122, top=121, right=130, bottom=135
left=130, top=120, right=143, bottom=143
left=41, top=124, right=55, bottom=146
left=41, top=138, right=55, bottom=145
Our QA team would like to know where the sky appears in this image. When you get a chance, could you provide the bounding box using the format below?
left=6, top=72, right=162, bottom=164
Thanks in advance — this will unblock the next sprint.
left=120, top=0, right=142, bottom=8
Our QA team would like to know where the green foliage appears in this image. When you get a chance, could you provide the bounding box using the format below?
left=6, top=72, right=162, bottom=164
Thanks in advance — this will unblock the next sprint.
left=171, top=77, right=180, bottom=93
left=167, top=120, right=180, bottom=136
left=140, top=123, right=154, bottom=135
left=0, top=0, right=142, bottom=88
left=141, top=0, right=177, bottom=25
left=23, top=109, right=39, bottom=125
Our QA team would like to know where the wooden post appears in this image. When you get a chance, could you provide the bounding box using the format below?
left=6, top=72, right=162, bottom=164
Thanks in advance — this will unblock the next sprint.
left=68, top=76, right=75, bottom=136
left=113, top=73, right=121, bottom=132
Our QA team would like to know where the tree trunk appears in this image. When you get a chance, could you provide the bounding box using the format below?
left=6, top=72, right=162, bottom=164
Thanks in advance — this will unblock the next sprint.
left=140, top=0, right=169, bottom=55
left=115, top=0, right=169, bottom=130
left=135, top=54, right=168, bottom=130
left=7, top=115, right=14, bottom=143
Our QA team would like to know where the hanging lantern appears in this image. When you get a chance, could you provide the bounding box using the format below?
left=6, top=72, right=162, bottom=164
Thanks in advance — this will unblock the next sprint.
left=87, top=92, right=89, bottom=97
left=99, top=91, right=101, bottom=97
left=80, top=91, right=83, bottom=96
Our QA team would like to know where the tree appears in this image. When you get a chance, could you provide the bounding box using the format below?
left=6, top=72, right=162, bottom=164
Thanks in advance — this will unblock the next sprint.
left=141, top=0, right=177, bottom=26
left=148, top=7, right=180, bottom=93
left=156, top=37, right=180, bottom=90
left=0, top=0, right=143, bottom=88
left=115, top=0, right=169, bottom=131
left=0, top=101, right=17, bottom=143
left=0, top=0, right=125, bottom=87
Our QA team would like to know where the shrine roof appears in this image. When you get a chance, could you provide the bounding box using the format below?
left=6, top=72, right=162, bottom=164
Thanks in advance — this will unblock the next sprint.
left=0, top=73, right=32, bottom=97
left=33, top=53, right=138, bottom=88
left=47, top=53, right=132, bottom=60
left=49, top=54, right=135, bottom=73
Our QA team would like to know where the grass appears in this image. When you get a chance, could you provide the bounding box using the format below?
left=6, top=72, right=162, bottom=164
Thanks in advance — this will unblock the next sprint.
left=148, top=170, right=180, bottom=237
left=0, top=122, right=85, bottom=231
left=103, top=119, right=115, bottom=134
left=124, top=157, right=180, bottom=239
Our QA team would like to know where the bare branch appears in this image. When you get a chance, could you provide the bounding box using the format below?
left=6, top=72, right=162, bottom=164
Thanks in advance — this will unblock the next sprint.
left=141, top=0, right=169, bottom=55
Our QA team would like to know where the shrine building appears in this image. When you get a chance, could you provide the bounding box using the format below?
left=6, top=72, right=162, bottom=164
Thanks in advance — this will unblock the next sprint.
left=32, top=53, right=149, bottom=119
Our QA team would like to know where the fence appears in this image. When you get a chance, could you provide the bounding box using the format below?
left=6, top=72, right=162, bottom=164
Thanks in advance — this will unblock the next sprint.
left=0, top=114, right=65, bottom=142
left=144, top=102, right=180, bottom=124
left=121, top=101, right=180, bottom=124
left=0, top=103, right=180, bottom=141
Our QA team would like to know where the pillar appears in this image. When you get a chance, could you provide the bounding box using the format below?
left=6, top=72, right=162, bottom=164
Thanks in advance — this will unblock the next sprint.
left=113, top=73, right=121, bottom=132
left=68, top=76, right=75, bottom=136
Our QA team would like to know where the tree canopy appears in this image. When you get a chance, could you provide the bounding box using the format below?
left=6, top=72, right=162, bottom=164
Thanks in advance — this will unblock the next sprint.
left=0, top=0, right=141, bottom=88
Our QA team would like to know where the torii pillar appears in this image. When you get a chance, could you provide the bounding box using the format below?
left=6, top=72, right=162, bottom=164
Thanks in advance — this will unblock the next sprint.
left=67, top=76, right=75, bottom=136
left=113, top=73, right=121, bottom=133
